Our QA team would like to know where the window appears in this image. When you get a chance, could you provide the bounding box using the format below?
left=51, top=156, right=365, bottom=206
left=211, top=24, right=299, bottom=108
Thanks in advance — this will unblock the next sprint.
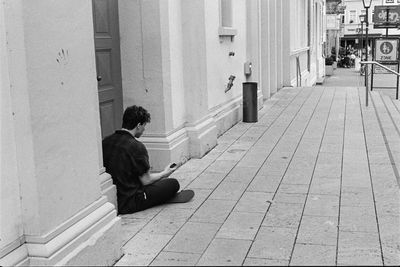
left=219, top=0, right=237, bottom=36
left=349, top=10, right=356, bottom=23
left=221, top=0, right=232, bottom=27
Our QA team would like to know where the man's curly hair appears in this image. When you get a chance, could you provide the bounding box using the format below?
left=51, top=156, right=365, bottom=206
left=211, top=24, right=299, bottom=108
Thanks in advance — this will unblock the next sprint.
left=122, top=105, right=151, bottom=130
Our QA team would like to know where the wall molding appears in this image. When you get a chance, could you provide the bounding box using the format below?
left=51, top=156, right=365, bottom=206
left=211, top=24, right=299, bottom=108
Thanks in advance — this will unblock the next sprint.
left=0, top=198, right=122, bottom=266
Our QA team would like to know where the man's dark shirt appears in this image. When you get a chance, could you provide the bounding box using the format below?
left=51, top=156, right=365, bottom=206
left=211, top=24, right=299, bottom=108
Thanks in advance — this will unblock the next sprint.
left=102, top=130, right=150, bottom=214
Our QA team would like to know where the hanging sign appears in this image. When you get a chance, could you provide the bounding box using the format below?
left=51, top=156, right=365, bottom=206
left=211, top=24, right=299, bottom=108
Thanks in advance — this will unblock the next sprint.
left=373, top=5, right=400, bottom=28
left=375, top=39, right=398, bottom=61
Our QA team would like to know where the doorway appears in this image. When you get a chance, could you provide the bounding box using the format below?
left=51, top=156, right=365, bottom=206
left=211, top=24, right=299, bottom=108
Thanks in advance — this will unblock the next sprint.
left=92, top=0, right=124, bottom=138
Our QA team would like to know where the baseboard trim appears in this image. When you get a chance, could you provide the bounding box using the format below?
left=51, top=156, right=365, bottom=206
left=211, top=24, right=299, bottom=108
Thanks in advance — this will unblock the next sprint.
left=25, top=202, right=116, bottom=258
left=1, top=199, right=122, bottom=266
left=24, top=197, right=107, bottom=244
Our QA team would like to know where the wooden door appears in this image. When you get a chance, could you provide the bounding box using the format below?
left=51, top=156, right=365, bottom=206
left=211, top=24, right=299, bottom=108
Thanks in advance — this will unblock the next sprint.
left=92, top=0, right=123, bottom=138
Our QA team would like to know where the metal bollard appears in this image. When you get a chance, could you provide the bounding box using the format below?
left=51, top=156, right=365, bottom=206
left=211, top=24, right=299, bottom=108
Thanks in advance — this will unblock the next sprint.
left=242, top=82, right=258, bottom=122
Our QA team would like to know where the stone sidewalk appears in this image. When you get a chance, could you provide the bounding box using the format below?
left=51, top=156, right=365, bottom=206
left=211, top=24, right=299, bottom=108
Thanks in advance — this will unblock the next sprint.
left=115, top=71, right=400, bottom=266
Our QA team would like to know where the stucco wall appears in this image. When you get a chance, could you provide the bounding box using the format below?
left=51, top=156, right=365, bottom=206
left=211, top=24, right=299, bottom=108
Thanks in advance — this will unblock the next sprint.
left=0, top=0, right=24, bottom=254
left=203, top=0, right=247, bottom=109
left=5, top=0, right=102, bottom=235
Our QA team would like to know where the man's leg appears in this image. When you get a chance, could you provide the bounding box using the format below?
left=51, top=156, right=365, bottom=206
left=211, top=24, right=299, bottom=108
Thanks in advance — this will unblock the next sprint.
left=136, top=178, right=180, bottom=212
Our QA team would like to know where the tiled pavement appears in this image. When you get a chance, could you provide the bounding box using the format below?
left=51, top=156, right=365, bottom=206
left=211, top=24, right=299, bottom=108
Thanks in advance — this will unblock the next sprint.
left=115, top=70, right=400, bottom=266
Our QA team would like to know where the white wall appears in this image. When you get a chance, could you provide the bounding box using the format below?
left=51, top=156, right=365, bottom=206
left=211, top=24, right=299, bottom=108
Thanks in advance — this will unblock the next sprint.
left=0, top=0, right=24, bottom=255
left=204, top=0, right=248, bottom=109
left=4, top=0, right=102, bottom=235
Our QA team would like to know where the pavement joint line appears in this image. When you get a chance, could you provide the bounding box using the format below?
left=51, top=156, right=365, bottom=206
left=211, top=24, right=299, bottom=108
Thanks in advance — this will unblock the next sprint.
left=189, top=87, right=317, bottom=266
left=242, top=87, right=329, bottom=265
left=285, top=87, right=336, bottom=265
left=390, top=97, right=400, bottom=114
left=117, top=72, right=400, bottom=266
left=379, top=92, right=400, bottom=138
left=148, top=87, right=307, bottom=266
left=133, top=89, right=299, bottom=264
left=335, top=88, right=348, bottom=266
left=358, top=88, right=385, bottom=265
left=194, top=88, right=317, bottom=266
left=371, top=92, right=400, bottom=188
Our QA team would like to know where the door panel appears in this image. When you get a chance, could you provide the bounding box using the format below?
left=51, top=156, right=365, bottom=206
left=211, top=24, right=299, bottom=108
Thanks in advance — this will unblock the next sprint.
left=92, top=0, right=123, bottom=139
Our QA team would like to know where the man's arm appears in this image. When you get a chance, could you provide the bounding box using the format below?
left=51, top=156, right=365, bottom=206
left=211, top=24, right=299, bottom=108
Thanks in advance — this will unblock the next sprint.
left=139, top=163, right=178, bottom=186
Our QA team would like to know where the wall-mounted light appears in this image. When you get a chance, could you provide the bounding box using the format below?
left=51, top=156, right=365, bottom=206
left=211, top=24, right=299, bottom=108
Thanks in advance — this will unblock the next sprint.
left=225, top=75, right=236, bottom=92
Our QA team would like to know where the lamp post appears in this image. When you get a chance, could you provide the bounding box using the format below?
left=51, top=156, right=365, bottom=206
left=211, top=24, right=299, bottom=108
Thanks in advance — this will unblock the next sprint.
left=359, top=15, right=365, bottom=60
left=362, top=0, right=372, bottom=106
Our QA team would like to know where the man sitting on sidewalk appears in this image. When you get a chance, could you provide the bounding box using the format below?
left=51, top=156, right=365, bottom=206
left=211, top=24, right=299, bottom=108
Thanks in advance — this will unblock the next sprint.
left=102, top=105, right=180, bottom=214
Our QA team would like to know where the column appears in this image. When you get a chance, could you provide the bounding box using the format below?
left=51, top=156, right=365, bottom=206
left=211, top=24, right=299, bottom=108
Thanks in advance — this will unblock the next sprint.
left=0, top=0, right=122, bottom=265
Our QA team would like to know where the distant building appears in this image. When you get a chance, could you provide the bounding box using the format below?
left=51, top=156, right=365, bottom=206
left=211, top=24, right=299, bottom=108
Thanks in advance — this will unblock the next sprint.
left=340, top=0, right=400, bottom=50
left=1, top=0, right=326, bottom=265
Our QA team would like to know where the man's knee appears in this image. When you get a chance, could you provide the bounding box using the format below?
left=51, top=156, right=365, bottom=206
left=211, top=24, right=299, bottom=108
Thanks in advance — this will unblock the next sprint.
left=169, top=178, right=180, bottom=192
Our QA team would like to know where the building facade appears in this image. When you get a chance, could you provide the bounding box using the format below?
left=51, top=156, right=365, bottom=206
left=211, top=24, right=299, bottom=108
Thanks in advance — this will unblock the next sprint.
left=340, top=0, right=400, bottom=49
left=1, top=0, right=326, bottom=265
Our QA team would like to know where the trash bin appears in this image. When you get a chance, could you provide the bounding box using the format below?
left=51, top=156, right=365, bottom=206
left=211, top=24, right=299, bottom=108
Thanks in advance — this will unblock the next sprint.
left=243, top=82, right=258, bottom=122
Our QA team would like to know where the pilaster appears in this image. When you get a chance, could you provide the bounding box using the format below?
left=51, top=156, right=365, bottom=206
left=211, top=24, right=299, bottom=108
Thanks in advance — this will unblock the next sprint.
left=0, top=0, right=122, bottom=265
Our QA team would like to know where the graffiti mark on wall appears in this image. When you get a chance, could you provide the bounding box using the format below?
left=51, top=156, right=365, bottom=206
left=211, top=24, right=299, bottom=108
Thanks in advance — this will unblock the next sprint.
left=56, top=49, right=69, bottom=65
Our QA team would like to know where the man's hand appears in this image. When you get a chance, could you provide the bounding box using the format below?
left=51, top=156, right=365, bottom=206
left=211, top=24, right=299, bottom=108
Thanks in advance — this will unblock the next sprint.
left=163, top=162, right=178, bottom=177
left=139, top=162, right=179, bottom=186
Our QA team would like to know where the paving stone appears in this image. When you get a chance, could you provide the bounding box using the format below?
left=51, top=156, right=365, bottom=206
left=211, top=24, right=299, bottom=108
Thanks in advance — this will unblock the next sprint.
left=216, top=211, right=265, bottom=240
left=262, top=202, right=303, bottom=228
left=247, top=173, right=282, bottom=192
left=164, top=222, right=220, bottom=254
left=309, top=177, right=340, bottom=196
left=224, top=166, right=260, bottom=183
left=340, top=187, right=374, bottom=207
left=296, top=215, right=337, bottom=246
left=234, top=191, right=273, bottom=213
left=281, top=171, right=313, bottom=185
left=273, top=192, right=307, bottom=204
left=367, top=152, right=392, bottom=165
left=313, top=163, right=342, bottom=179
left=120, top=217, right=149, bottom=244
left=375, top=196, right=400, bottom=217
left=209, top=181, right=248, bottom=200
left=205, top=160, right=237, bottom=174
left=121, top=233, right=173, bottom=266
left=150, top=252, right=201, bottom=266
left=140, top=208, right=194, bottom=235
left=379, top=215, right=400, bottom=266
left=248, top=226, right=297, bottom=260
left=316, top=152, right=342, bottom=165
left=218, top=149, right=248, bottom=161
left=342, top=164, right=370, bottom=180
left=125, top=205, right=164, bottom=220
left=303, top=194, right=339, bottom=217
left=320, top=142, right=343, bottom=153
left=257, top=161, right=288, bottom=176
left=341, top=175, right=371, bottom=188
left=188, top=172, right=226, bottom=189
left=190, top=199, right=236, bottom=223
left=339, top=206, right=378, bottom=233
left=196, top=238, right=252, bottom=266
left=278, top=183, right=309, bottom=194
left=369, top=163, right=396, bottom=179
left=290, top=244, right=336, bottom=266
left=337, top=231, right=382, bottom=266
left=243, top=257, right=289, bottom=266
left=176, top=158, right=214, bottom=174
